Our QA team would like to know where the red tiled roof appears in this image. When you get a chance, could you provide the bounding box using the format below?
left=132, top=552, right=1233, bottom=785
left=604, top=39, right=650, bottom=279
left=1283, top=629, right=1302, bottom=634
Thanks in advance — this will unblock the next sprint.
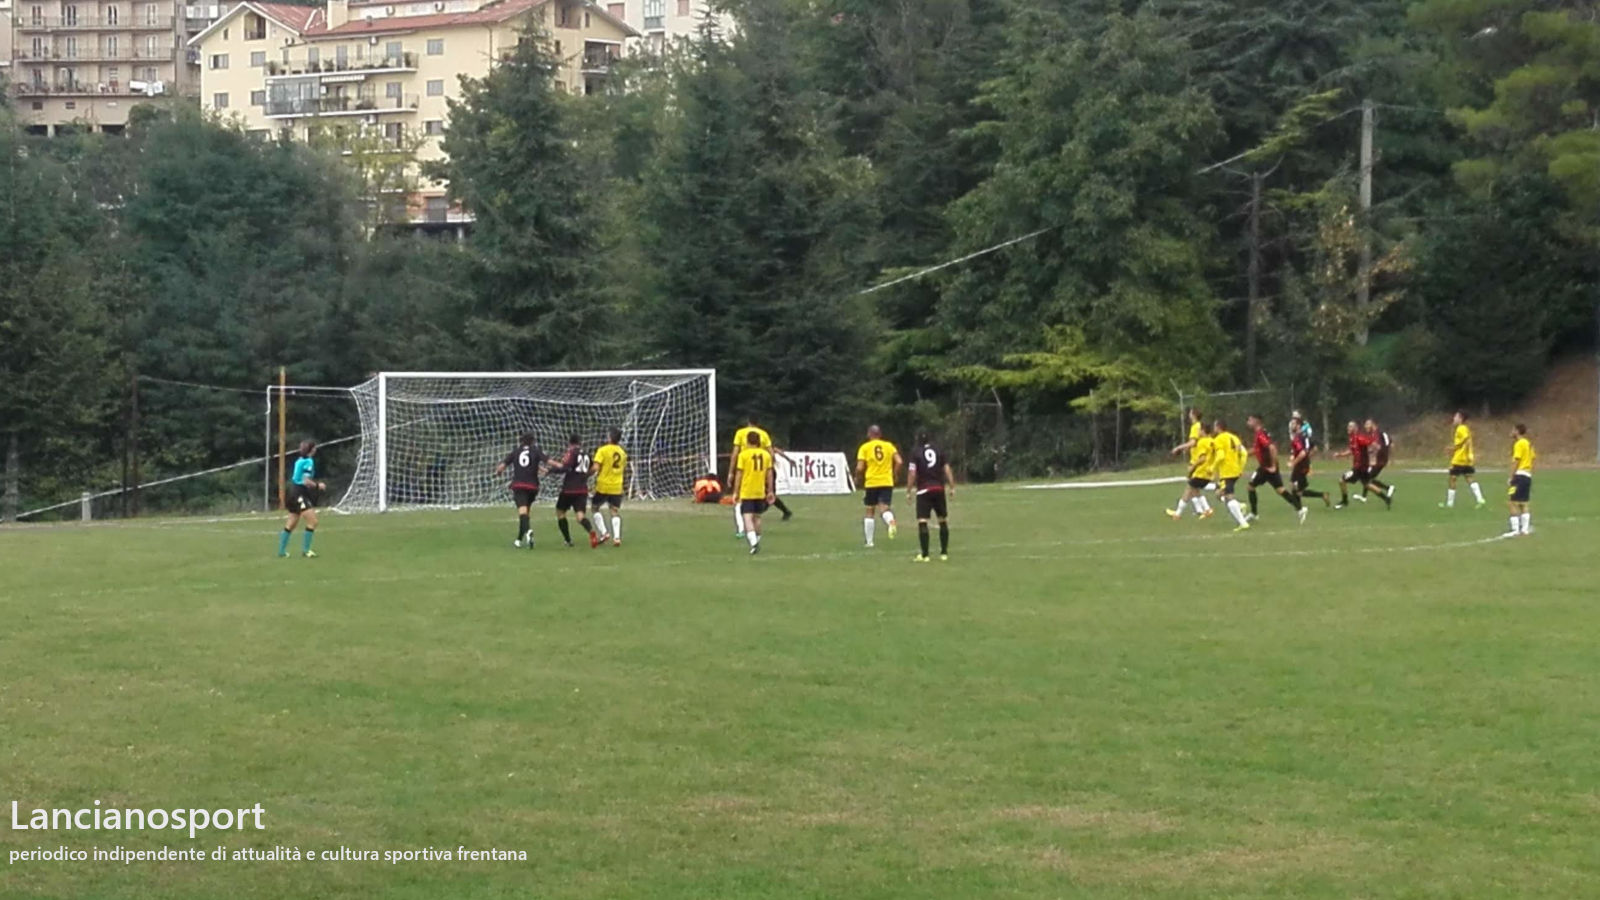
left=254, top=2, right=324, bottom=31
left=304, top=0, right=545, bottom=37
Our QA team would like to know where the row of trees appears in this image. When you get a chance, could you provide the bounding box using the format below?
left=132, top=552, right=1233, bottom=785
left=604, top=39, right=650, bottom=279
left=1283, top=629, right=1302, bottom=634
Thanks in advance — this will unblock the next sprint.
left=3, top=0, right=1598, bottom=515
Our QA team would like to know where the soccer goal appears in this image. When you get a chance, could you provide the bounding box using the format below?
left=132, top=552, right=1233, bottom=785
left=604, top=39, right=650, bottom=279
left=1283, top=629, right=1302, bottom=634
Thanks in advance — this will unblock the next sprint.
left=336, top=370, right=717, bottom=512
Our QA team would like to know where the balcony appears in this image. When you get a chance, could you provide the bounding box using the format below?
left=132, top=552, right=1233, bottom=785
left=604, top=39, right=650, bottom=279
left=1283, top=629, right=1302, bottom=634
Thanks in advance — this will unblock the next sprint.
left=265, top=52, right=418, bottom=78
left=581, top=48, right=619, bottom=73
left=13, top=81, right=156, bottom=97
left=17, top=16, right=176, bottom=30
left=265, top=93, right=420, bottom=118
left=15, top=47, right=175, bottom=62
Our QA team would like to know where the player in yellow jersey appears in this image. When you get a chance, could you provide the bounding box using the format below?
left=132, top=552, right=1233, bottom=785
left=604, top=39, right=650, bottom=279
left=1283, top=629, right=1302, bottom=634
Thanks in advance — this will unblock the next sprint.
left=1210, top=419, right=1252, bottom=531
left=730, top=431, right=776, bottom=555
left=589, top=428, right=627, bottom=547
left=1441, top=410, right=1486, bottom=509
left=855, top=424, right=903, bottom=548
left=1503, top=423, right=1536, bottom=537
left=1167, top=408, right=1215, bottom=519
left=729, top=418, right=793, bottom=537
left=1167, top=421, right=1216, bottom=520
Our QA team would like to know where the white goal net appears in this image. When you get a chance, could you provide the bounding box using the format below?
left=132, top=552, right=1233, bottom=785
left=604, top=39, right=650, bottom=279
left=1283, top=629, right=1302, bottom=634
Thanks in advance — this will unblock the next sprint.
left=337, top=371, right=717, bottom=512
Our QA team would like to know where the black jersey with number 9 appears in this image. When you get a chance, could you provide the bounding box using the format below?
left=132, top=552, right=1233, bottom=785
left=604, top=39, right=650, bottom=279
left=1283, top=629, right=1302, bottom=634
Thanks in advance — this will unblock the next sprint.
left=914, top=444, right=947, bottom=491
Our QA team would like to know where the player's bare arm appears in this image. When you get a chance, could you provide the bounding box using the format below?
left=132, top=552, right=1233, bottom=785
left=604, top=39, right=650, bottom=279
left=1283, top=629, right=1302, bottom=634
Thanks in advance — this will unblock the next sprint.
left=765, top=468, right=776, bottom=503
left=943, top=463, right=956, bottom=497
left=905, top=464, right=918, bottom=503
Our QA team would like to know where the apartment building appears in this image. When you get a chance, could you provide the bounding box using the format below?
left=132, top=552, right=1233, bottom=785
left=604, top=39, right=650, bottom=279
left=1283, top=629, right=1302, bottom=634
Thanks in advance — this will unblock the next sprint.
left=1, top=2, right=14, bottom=81
left=601, top=0, right=719, bottom=54
left=6, top=0, right=218, bottom=132
left=191, top=0, right=634, bottom=225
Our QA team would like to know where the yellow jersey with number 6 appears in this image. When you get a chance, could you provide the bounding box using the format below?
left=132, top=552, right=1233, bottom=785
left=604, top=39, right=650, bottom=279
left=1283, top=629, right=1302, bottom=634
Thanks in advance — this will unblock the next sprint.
left=857, top=439, right=898, bottom=488
left=1511, top=437, right=1535, bottom=475
left=1451, top=424, right=1474, bottom=467
left=1212, top=430, right=1245, bottom=480
left=593, top=443, right=627, bottom=495
left=736, top=447, right=773, bottom=500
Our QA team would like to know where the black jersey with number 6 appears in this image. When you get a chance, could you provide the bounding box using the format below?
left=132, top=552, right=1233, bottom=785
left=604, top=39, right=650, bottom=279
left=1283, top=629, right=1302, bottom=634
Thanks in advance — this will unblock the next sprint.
left=505, top=443, right=546, bottom=490
left=912, top=444, right=948, bottom=492
left=558, top=446, right=592, bottom=494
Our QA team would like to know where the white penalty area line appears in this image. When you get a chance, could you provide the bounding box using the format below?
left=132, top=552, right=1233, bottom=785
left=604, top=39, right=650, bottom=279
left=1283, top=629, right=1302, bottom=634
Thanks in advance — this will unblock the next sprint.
left=1013, top=477, right=1186, bottom=490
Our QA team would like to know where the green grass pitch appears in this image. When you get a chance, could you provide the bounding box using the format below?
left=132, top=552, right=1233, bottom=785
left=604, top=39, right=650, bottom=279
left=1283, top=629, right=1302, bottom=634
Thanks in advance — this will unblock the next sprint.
left=2, top=471, right=1596, bottom=898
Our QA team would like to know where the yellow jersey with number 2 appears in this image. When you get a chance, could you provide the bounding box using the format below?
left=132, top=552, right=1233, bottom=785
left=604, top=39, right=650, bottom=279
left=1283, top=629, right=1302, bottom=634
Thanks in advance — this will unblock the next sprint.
left=593, top=443, right=627, bottom=495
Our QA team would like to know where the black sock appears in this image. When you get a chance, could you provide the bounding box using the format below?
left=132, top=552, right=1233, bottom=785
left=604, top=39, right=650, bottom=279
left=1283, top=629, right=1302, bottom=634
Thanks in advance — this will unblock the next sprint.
left=1284, top=492, right=1301, bottom=510
left=1340, top=485, right=1349, bottom=502
left=557, top=518, right=571, bottom=543
left=517, top=513, right=529, bottom=538
left=1248, top=489, right=1259, bottom=515
left=773, top=498, right=791, bottom=514
left=1304, top=490, right=1326, bottom=500
left=579, top=517, right=593, bottom=534
left=939, top=522, right=949, bottom=554
left=918, top=522, right=930, bottom=556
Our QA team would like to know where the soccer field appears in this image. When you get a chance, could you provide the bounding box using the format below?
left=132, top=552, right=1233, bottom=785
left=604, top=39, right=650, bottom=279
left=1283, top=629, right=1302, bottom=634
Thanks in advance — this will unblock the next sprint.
left=3, top=472, right=1597, bottom=898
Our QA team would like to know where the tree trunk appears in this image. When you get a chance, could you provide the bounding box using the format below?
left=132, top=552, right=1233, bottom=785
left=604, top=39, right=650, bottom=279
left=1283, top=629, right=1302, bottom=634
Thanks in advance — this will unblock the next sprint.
left=2, top=432, right=18, bottom=522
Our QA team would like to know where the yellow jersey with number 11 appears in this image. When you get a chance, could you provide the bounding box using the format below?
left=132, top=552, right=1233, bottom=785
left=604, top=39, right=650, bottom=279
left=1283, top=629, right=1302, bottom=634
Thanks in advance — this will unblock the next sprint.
left=736, top=447, right=773, bottom=500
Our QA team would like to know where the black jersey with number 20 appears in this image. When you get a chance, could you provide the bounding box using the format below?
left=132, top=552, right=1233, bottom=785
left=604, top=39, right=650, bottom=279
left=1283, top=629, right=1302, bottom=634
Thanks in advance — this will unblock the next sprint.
left=913, top=444, right=947, bottom=492
left=558, top=446, right=592, bottom=494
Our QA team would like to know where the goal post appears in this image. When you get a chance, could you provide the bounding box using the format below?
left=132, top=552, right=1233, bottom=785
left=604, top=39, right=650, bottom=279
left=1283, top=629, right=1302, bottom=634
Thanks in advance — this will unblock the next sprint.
left=342, top=370, right=717, bottom=513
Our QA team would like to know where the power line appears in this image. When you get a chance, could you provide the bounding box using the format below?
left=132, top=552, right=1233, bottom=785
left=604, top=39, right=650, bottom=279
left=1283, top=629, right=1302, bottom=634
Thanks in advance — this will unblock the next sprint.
left=856, top=227, right=1057, bottom=296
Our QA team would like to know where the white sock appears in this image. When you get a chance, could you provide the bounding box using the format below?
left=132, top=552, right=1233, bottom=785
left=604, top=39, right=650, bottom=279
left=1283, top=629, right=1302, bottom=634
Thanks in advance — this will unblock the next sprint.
left=1521, top=512, right=1531, bottom=533
left=1446, top=489, right=1456, bottom=508
left=611, top=516, right=622, bottom=542
left=1508, top=515, right=1520, bottom=534
left=1190, top=497, right=1205, bottom=514
left=1227, top=498, right=1248, bottom=526
left=1470, top=482, right=1485, bottom=504
left=747, top=529, right=759, bottom=548
left=734, top=504, right=744, bottom=531
left=1199, top=496, right=1213, bottom=513
left=882, top=510, right=896, bottom=528
left=1173, top=496, right=1187, bottom=515
left=593, top=514, right=608, bottom=538
left=864, top=517, right=876, bottom=544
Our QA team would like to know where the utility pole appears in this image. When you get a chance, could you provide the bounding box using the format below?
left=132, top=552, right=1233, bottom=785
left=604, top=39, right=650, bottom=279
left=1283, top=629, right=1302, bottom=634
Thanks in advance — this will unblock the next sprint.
left=1356, top=97, right=1375, bottom=346
left=1247, top=171, right=1263, bottom=382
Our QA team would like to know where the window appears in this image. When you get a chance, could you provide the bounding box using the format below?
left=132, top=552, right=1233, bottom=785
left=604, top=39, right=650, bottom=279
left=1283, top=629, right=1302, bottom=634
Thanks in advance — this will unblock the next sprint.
left=423, top=119, right=443, bottom=136
left=65, top=101, right=77, bottom=109
left=584, top=11, right=590, bottom=27
left=30, top=37, right=43, bottom=58
left=557, top=2, right=575, bottom=27
left=677, top=0, right=690, bottom=14
left=384, top=41, right=402, bottom=63
left=643, top=0, right=663, bottom=28
left=142, top=66, right=157, bottom=81
left=385, top=80, right=401, bottom=98
left=144, top=35, right=157, bottom=57
left=32, top=102, right=44, bottom=111
left=64, top=37, right=78, bottom=60
left=336, top=45, right=348, bottom=65
left=307, top=47, right=319, bottom=65
left=425, top=78, right=443, bottom=96
left=105, top=5, right=118, bottom=24
left=222, top=28, right=228, bottom=40
left=382, top=122, right=403, bottom=143
left=250, top=51, right=266, bottom=67
left=607, top=3, right=623, bottom=21
left=105, top=36, right=118, bottom=57
left=213, top=92, right=229, bottom=109
left=63, top=4, right=78, bottom=25
left=144, top=3, right=158, bottom=26
left=425, top=196, right=448, bottom=222
left=29, top=5, right=42, bottom=26
left=209, top=53, right=228, bottom=69
left=426, top=38, right=443, bottom=55
left=250, top=89, right=266, bottom=106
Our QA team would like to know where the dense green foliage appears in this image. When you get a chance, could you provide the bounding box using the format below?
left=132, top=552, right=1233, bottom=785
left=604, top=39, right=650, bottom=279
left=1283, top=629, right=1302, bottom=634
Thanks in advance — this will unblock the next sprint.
left=3, top=0, right=1597, bottom=514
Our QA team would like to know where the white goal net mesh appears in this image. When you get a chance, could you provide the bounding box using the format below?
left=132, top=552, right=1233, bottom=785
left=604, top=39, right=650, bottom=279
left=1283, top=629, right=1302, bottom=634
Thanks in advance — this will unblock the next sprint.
left=337, top=371, right=715, bottom=512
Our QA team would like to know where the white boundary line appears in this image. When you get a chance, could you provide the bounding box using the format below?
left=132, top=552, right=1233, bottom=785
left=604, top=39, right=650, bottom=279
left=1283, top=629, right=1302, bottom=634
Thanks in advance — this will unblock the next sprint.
left=1014, top=477, right=1186, bottom=490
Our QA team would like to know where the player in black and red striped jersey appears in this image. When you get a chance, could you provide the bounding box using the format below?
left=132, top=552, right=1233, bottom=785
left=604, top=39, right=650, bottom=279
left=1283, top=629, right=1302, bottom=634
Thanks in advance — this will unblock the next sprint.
left=1287, top=415, right=1331, bottom=508
left=549, top=434, right=599, bottom=548
left=907, top=433, right=956, bottom=562
left=1245, top=415, right=1306, bottom=524
left=1363, top=419, right=1395, bottom=508
left=494, top=433, right=549, bottom=549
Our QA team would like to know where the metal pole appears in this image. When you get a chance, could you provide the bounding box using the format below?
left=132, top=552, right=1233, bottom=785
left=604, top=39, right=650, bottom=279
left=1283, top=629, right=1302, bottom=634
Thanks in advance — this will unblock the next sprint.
left=377, top=373, right=389, bottom=512
left=706, top=371, right=718, bottom=476
left=80, top=491, right=92, bottom=523
left=264, top=386, right=273, bottom=512
left=277, top=366, right=287, bottom=511
left=1247, top=171, right=1263, bottom=381
left=1356, top=98, right=1374, bottom=345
